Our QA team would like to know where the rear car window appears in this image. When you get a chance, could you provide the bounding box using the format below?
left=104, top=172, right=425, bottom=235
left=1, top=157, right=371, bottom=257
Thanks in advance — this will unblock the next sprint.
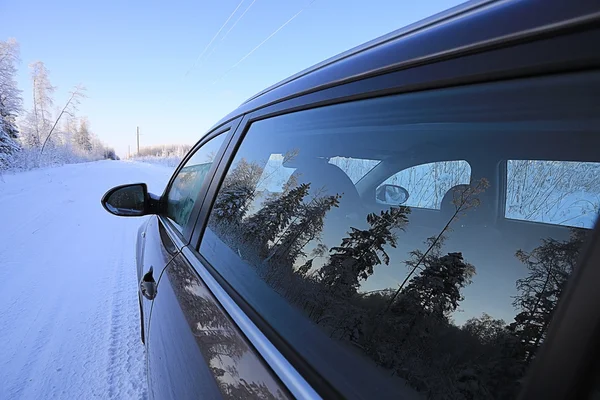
left=379, top=160, right=471, bottom=209
left=506, top=160, right=600, bottom=228
left=199, top=71, right=599, bottom=399
left=328, top=156, right=380, bottom=184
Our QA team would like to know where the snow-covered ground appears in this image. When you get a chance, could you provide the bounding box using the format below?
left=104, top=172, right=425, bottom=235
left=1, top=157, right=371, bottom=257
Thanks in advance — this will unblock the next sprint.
left=0, top=160, right=174, bottom=400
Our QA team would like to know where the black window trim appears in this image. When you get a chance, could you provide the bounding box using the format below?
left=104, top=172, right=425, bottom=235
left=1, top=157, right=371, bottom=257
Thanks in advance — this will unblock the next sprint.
left=161, top=118, right=241, bottom=245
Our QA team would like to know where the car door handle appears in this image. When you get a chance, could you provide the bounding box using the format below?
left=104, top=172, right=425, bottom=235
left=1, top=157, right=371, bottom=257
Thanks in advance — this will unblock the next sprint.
left=140, top=267, right=157, bottom=300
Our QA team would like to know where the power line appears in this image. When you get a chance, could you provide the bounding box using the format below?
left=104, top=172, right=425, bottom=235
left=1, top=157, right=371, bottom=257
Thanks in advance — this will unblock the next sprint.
left=185, top=0, right=246, bottom=77
left=212, top=0, right=317, bottom=84
left=201, top=0, right=258, bottom=67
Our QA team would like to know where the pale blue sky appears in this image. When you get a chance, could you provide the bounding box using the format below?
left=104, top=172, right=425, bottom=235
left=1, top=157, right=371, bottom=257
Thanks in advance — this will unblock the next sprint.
left=1, top=0, right=464, bottom=157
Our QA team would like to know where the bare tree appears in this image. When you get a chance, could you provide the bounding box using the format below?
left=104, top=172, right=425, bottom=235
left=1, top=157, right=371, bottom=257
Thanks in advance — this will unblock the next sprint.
left=40, top=85, right=86, bottom=154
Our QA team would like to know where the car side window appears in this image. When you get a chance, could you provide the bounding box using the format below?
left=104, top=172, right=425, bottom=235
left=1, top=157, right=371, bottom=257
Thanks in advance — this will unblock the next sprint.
left=378, top=160, right=471, bottom=209
left=506, top=160, right=600, bottom=228
left=199, top=71, right=599, bottom=398
left=166, top=133, right=226, bottom=230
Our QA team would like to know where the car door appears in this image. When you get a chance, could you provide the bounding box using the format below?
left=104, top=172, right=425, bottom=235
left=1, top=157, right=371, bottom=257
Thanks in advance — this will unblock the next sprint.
left=138, top=124, right=234, bottom=344
left=144, top=120, right=288, bottom=399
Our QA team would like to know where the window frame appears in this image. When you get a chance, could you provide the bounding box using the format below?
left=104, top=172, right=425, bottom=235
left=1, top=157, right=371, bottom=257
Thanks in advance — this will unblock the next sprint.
left=186, top=26, right=600, bottom=400
left=160, top=118, right=241, bottom=244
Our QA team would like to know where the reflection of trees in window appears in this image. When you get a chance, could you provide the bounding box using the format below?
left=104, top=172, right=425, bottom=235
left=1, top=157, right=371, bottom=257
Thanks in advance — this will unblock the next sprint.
left=320, top=206, right=410, bottom=296
left=209, top=163, right=592, bottom=399
left=266, top=190, right=341, bottom=272
left=166, top=260, right=288, bottom=400
left=211, top=159, right=264, bottom=227
left=242, top=183, right=310, bottom=259
left=509, top=228, right=588, bottom=363
left=506, top=160, right=600, bottom=227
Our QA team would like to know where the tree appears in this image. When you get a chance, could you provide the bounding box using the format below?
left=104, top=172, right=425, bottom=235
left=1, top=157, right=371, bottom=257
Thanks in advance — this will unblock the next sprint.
left=0, top=119, right=20, bottom=169
left=508, top=228, right=587, bottom=363
left=0, top=38, right=22, bottom=168
left=40, top=85, right=86, bottom=154
left=242, top=183, right=310, bottom=257
left=20, top=61, right=55, bottom=147
left=267, top=192, right=341, bottom=268
left=73, top=117, right=92, bottom=153
left=320, top=206, right=410, bottom=296
left=211, top=159, right=264, bottom=227
left=397, top=242, right=476, bottom=320
left=384, top=178, right=489, bottom=310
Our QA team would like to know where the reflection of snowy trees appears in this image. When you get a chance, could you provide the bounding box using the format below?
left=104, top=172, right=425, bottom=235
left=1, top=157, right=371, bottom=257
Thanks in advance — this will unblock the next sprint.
left=208, top=159, right=589, bottom=399
left=167, top=259, right=287, bottom=400
left=506, top=160, right=600, bottom=227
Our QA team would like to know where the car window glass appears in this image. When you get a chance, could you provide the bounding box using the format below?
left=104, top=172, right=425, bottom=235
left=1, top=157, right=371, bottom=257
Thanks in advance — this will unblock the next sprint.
left=506, top=160, right=600, bottom=228
left=378, top=160, right=471, bottom=209
left=328, top=156, right=381, bottom=184
left=166, top=133, right=226, bottom=230
left=199, top=71, right=599, bottom=399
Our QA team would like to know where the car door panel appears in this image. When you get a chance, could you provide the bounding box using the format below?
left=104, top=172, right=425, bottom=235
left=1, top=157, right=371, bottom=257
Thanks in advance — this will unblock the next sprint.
left=147, top=251, right=290, bottom=400
left=138, top=216, right=180, bottom=336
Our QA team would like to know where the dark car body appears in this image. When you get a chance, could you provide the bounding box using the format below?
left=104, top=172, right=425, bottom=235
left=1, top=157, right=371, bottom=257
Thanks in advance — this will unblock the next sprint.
left=102, top=0, right=600, bottom=398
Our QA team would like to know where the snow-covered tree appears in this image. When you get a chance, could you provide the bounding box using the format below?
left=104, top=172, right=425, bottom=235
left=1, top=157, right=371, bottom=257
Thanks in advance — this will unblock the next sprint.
left=268, top=192, right=341, bottom=268
left=20, top=61, right=55, bottom=148
left=242, top=183, right=310, bottom=257
left=211, top=159, right=264, bottom=227
left=0, top=38, right=22, bottom=168
left=73, top=117, right=92, bottom=153
left=320, top=206, right=410, bottom=296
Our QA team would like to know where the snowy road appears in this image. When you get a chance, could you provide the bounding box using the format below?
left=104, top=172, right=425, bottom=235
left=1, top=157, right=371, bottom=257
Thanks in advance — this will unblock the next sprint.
left=0, top=161, right=173, bottom=400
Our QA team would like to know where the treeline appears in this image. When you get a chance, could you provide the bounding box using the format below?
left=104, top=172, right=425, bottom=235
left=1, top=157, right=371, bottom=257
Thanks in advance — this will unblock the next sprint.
left=0, top=38, right=116, bottom=172
left=130, top=144, right=191, bottom=168
left=136, top=144, right=191, bottom=158
left=208, top=157, right=588, bottom=399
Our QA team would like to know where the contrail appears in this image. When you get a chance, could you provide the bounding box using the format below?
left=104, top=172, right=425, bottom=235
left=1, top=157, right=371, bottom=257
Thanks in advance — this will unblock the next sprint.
left=213, top=0, right=317, bottom=84
left=201, top=0, right=258, bottom=68
left=185, top=0, right=246, bottom=77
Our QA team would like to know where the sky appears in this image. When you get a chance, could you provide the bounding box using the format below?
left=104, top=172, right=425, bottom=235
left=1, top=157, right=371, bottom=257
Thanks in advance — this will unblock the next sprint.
left=1, top=0, right=465, bottom=158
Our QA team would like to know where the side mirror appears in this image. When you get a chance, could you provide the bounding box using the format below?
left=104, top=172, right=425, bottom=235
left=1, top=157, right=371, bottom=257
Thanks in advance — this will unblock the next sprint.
left=101, top=183, right=152, bottom=217
left=376, top=184, right=409, bottom=206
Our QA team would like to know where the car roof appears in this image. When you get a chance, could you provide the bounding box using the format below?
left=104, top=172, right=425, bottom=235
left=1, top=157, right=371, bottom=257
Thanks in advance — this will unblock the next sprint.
left=210, top=0, right=600, bottom=129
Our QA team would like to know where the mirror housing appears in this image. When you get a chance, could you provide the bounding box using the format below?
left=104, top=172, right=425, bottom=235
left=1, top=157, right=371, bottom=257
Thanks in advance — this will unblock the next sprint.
left=376, top=184, right=409, bottom=206
left=101, top=183, right=160, bottom=217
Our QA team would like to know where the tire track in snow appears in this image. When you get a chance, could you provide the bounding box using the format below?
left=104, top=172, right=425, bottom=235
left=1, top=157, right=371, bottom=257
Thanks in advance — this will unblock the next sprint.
left=105, top=230, right=148, bottom=400
left=0, top=161, right=171, bottom=399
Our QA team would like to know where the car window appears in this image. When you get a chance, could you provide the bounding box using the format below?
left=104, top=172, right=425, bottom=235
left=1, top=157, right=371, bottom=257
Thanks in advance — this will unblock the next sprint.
left=329, top=156, right=380, bottom=184
left=506, top=160, right=600, bottom=228
left=166, top=133, right=226, bottom=230
left=199, top=71, right=599, bottom=399
left=378, top=160, right=471, bottom=209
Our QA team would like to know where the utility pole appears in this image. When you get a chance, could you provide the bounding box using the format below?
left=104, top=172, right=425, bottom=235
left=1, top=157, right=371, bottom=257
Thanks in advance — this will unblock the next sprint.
left=136, top=126, right=140, bottom=155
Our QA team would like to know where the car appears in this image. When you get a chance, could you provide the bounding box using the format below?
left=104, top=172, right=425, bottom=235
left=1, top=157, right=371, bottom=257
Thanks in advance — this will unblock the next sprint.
left=101, top=0, right=600, bottom=398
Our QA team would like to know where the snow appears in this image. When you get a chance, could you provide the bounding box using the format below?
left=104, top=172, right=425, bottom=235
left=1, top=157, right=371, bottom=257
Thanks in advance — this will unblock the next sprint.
left=0, top=160, right=172, bottom=399
left=130, top=156, right=182, bottom=169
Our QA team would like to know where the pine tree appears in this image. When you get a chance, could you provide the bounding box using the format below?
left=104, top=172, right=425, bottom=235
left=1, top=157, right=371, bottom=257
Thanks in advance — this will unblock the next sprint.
left=399, top=246, right=475, bottom=320
left=242, top=183, right=310, bottom=256
left=320, top=206, right=410, bottom=296
left=0, top=120, right=20, bottom=169
left=211, top=159, right=264, bottom=227
left=508, top=228, right=587, bottom=363
left=0, top=39, right=22, bottom=168
left=73, top=118, right=92, bottom=153
left=268, top=192, right=341, bottom=267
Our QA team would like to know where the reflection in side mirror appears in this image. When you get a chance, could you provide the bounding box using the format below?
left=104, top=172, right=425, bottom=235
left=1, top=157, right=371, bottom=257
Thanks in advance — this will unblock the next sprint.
left=376, top=184, right=409, bottom=206
left=101, top=183, right=149, bottom=217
